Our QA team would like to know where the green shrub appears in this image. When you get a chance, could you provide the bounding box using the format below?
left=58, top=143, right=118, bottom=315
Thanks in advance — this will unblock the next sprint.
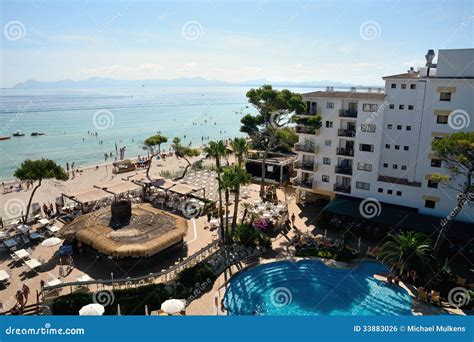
left=233, top=223, right=260, bottom=248
left=177, top=262, right=215, bottom=288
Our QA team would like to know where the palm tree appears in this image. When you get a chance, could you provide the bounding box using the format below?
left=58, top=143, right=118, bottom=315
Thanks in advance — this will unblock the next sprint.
left=203, top=140, right=230, bottom=241
left=229, top=166, right=251, bottom=234
left=14, top=159, right=68, bottom=223
left=143, top=134, right=168, bottom=180
left=229, top=137, right=250, bottom=232
left=230, top=137, right=249, bottom=167
left=240, top=202, right=252, bottom=224
left=220, top=167, right=234, bottom=237
left=380, top=232, right=434, bottom=280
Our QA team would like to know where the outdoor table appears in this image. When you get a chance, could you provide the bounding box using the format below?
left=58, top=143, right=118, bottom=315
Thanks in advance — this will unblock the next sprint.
left=14, top=249, right=30, bottom=259
left=29, top=232, right=41, bottom=240
left=24, top=258, right=41, bottom=270
left=38, top=218, right=50, bottom=226
left=0, top=270, right=10, bottom=282
left=47, top=279, right=62, bottom=287
left=47, top=225, right=60, bottom=233
left=77, top=275, right=93, bottom=282
left=16, top=224, right=30, bottom=234
left=3, top=238, right=17, bottom=249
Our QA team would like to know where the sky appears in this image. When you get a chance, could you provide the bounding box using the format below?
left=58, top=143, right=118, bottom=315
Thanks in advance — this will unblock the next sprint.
left=1, top=0, right=473, bottom=87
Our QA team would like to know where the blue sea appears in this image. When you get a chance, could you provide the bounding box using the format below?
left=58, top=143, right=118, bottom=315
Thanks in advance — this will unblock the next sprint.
left=0, top=86, right=311, bottom=180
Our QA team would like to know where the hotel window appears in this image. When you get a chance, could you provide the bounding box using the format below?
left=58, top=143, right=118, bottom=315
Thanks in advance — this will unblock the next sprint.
left=391, top=84, right=396, bottom=88
left=425, top=200, right=436, bottom=209
left=378, top=188, right=383, bottom=193
left=385, top=144, right=390, bottom=149
left=397, top=125, right=402, bottom=130
left=324, top=140, right=332, bottom=146
left=359, top=144, right=374, bottom=152
left=360, top=124, right=376, bottom=132
left=311, top=102, right=317, bottom=114
left=431, top=159, right=442, bottom=168
left=357, top=163, right=372, bottom=171
left=401, top=84, right=407, bottom=89
left=396, top=191, right=402, bottom=196
left=325, top=121, right=333, bottom=128
left=356, top=181, right=370, bottom=190
left=408, top=105, right=414, bottom=110
left=393, top=164, right=398, bottom=169
left=323, top=157, right=331, bottom=165
left=389, top=104, right=395, bottom=109
left=362, top=103, right=378, bottom=112
left=327, top=102, right=334, bottom=109
left=436, top=115, right=448, bottom=124
left=387, top=124, right=393, bottom=129
left=404, top=146, right=409, bottom=151
left=383, top=163, right=388, bottom=168
left=322, top=175, right=330, bottom=183
left=394, top=145, right=400, bottom=150
left=399, top=105, right=404, bottom=110
left=406, top=126, right=412, bottom=131
left=427, top=180, right=439, bottom=188
left=401, top=165, right=407, bottom=170
left=410, top=84, right=416, bottom=89
left=439, top=92, right=451, bottom=101
left=387, top=189, right=393, bottom=195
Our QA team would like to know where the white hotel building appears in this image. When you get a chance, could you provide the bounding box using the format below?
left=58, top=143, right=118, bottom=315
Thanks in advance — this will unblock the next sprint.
left=293, top=48, right=473, bottom=224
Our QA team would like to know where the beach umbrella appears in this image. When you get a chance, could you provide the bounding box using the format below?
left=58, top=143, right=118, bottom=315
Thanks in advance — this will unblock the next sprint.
left=161, top=299, right=185, bottom=314
left=41, top=237, right=61, bottom=247
left=79, top=303, right=105, bottom=316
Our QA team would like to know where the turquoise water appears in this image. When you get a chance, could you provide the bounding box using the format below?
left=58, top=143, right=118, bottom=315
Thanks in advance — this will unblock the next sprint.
left=224, top=260, right=413, bottom=316
left=0, top=86, right=263, bottom=180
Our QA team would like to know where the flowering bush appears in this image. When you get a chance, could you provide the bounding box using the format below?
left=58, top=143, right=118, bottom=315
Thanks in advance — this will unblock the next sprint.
left=253, top=217, right=273, bottom=233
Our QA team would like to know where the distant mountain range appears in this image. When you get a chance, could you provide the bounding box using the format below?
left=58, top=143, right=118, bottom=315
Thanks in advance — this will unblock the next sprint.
left=11, top=77, right=380, bottom=89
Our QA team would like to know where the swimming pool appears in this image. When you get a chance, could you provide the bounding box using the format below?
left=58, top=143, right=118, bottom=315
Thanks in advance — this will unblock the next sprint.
left=224, top=260, right=413, bottom=315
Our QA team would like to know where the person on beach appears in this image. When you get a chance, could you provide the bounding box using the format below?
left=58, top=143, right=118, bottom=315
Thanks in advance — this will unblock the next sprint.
left=291, top=213, right=296, bottom=228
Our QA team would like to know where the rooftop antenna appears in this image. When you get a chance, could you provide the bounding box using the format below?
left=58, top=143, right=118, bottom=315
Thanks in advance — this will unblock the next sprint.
left=425, top=49, right=436, bottom=68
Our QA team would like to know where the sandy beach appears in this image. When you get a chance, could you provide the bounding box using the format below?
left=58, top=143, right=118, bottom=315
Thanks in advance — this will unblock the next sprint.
left=1, top=154, right=206, bottom=221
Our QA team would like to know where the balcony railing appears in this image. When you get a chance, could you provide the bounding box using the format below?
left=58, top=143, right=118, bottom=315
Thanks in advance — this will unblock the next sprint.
left=294, top=143, right=316, bottom=153
left=335, top=165, right=353, bottom=175
left=293, top=178, right=314, bottom=189
left=333, top=183, right=351, bottom=194
left=295, top=125, right=320, bottom=135
left=295, top=161, right=318, bottom=172
left=339, top=109, right=358, bottom=118
left=336, top=147, right=354, bottom=157
left=337, top=129, right=356, bottom=138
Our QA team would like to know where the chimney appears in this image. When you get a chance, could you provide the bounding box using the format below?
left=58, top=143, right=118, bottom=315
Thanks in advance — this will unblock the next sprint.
left=425, top=49, right=436, bottom=68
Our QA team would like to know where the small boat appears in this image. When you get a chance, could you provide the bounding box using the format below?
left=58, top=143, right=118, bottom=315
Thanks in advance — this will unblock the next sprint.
left=31, top=132, right=46, bottom=136
left=0, top=136, right=11, bottom=140
left=12, top=131, right=25, bottom=137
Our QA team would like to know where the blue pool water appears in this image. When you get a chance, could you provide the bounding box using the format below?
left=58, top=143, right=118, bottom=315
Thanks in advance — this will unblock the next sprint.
left=224, top=260, right=413, bottom=316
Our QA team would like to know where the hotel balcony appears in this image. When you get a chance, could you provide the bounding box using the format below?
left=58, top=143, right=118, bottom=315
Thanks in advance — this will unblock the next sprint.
left=295, top=161, right=319, bottom=172
left=336, top=147, right=354, bottom=157
left=295, top=125, right=320, bottom=135
left=294, top=143, right=319, bottom=153
left=339, top=109, right=358, bottom=118
left=293, top=178, right=314, bottom=189
left=337, top=129, right=356, bottom=138
left=333, top=183, right=351, bottom=194
left=335, top=165, right=353, bottom=175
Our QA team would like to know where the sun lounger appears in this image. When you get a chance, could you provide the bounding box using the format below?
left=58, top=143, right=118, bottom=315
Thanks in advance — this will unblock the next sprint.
left=418, top=288, right=428, bottom=302
left=431, top=290, right=441, bottom=305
